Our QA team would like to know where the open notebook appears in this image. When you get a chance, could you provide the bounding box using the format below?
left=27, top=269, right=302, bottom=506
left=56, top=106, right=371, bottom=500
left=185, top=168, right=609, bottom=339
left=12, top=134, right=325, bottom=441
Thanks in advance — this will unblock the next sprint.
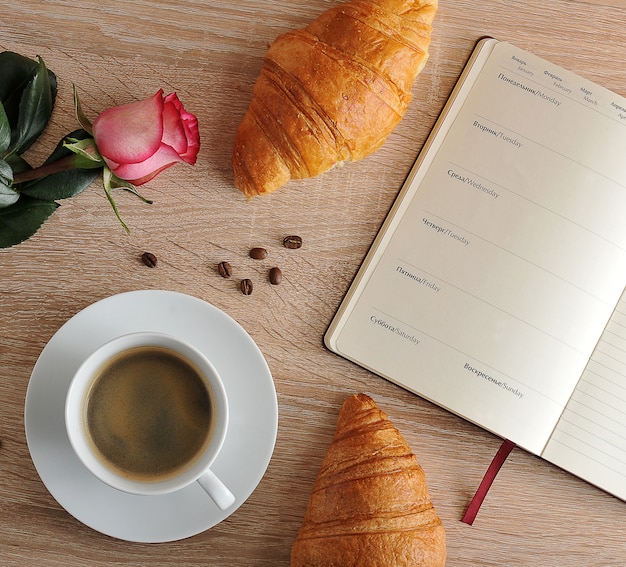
left=325, top=38, right=626, bottom=502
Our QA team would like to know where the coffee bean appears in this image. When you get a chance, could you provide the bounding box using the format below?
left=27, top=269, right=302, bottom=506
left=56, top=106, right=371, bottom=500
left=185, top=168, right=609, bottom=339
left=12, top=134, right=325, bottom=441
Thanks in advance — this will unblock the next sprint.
left=240, top=278, right=253, bottom=295
left=217, top=261, right=232, bottom=278
left=283, top=235, right=302, bottom=249
left=269, top=267, right=283, bottom=285
left=249, top=247, right=268, bottom=260
left=141, top=252, right=157, bottom=268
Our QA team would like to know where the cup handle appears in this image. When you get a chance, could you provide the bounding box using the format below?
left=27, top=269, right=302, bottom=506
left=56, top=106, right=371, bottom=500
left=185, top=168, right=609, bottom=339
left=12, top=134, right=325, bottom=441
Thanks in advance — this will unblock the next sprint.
left=197, top=469, right=236, bottom=510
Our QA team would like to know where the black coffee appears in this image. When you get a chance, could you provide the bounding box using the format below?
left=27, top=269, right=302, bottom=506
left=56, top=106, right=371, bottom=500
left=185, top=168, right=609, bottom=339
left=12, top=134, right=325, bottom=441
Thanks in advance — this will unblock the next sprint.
left=85, top=345, right=214, bottom=482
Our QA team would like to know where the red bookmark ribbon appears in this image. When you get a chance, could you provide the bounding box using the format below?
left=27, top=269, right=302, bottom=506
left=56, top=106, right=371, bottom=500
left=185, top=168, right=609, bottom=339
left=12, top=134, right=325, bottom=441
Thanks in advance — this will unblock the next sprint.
left=462, top=439, right=516, bottom=525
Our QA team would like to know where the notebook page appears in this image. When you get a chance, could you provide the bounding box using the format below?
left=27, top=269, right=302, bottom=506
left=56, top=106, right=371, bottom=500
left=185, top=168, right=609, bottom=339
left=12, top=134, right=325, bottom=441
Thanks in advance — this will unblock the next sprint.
left=326, top=40, right=626, bottom=455
left=543, top=291, right=626, bottom=500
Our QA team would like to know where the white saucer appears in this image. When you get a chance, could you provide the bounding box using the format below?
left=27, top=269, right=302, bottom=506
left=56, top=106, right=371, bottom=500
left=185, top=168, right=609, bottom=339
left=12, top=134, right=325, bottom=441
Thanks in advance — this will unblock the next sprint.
left=24, top=290, right=278, bottom=543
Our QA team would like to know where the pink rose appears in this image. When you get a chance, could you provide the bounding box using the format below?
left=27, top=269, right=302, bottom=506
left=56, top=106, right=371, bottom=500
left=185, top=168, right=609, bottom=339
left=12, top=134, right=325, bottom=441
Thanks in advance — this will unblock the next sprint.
left=92, top=90, right=200, bottom=185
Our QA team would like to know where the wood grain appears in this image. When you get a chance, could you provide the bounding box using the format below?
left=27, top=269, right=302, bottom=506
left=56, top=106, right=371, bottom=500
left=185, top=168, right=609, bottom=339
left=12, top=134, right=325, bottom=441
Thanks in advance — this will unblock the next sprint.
left=1, top=0, right=626, bottom=565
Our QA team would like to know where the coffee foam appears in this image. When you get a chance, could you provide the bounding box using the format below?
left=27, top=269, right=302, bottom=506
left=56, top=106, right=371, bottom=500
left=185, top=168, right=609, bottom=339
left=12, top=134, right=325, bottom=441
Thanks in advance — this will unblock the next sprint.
left=85, top=346, right=214, bottom=482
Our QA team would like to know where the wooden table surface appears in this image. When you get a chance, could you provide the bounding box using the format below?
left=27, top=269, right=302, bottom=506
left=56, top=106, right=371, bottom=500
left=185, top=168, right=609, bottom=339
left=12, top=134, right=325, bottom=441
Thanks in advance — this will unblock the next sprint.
left=2, top=0, right=626, bottom=565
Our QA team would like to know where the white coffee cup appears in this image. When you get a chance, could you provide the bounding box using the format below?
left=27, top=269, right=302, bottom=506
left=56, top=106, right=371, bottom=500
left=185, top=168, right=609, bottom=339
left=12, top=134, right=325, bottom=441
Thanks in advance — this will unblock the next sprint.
left=65, top=331, right=235, bottom=510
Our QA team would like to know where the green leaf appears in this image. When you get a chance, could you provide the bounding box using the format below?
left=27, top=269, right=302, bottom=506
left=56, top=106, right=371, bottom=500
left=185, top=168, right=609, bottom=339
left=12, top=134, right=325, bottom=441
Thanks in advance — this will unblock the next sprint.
left=107, top=171, right=153, bottom=204
left=102, top=166, right=130, bottom=233
left=0, top=101, right=10, bottom=155
left=0, top=186, right=19, bottom=208
left=0, top=51, right=57, bottom=130
left=20, top=166, right=100, bottom=201
left=0, top=158, right=14, bottom=183
left=73, top=85, right=93, bottom=134
left=5, top=152, right=30, bottom=175
left=63, top=136, right=104, bottom=168
left=0, top=194, right=58, bottom=248
left=0, top=159, right=18, bottom=207
left=9, top=56, right=54, bottom=155
left=20, top=129, right=101, bottom=200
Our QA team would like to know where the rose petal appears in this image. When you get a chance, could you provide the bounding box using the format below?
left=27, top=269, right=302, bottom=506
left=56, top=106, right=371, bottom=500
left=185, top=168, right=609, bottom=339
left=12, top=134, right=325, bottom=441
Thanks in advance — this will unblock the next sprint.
left=93, top=90, right=165, bottom=164
left=161, top=98, right=188, bottom=156
left=180, top=121, right=200, bottom=164
left=163, top=93, right=200, bottom=164
left=111, top=143, right=184, bottom=184
left=125, top=163, right=176, bottom=186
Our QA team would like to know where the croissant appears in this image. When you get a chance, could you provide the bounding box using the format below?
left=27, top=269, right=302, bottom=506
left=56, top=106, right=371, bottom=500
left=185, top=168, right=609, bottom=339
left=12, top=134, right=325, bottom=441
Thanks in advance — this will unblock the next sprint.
left=291, top=393, right=446, bottom=567
left=232, top=0, right=437, bottom=198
